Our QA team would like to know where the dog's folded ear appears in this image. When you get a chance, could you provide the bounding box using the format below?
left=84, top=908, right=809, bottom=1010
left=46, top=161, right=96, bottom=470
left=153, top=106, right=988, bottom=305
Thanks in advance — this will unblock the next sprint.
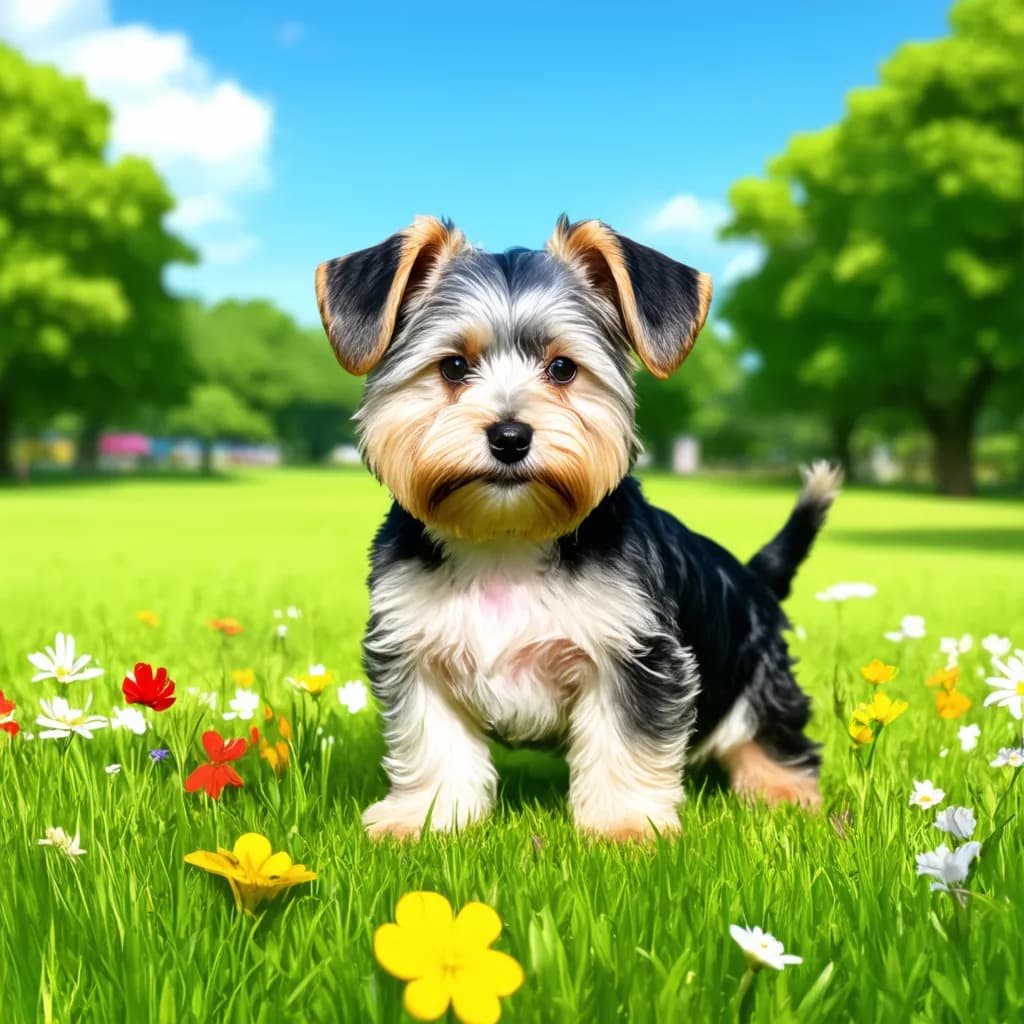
left=546, top=215, right=712, bottom=379
left=315, top=216, right=469, bottom=374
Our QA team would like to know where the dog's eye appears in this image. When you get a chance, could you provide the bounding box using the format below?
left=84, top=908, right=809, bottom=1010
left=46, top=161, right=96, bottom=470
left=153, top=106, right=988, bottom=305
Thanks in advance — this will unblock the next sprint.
left=439, top=356, right=470, bottom=383
left=546, top=357, right=577, bottom=385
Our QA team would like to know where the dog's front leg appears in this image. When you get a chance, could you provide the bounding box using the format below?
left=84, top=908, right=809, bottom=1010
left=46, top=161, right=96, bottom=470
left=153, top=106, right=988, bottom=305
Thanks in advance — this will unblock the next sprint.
left=567, top=659, right=693, bottom=842
left=363, top=671, right=497, bottom=840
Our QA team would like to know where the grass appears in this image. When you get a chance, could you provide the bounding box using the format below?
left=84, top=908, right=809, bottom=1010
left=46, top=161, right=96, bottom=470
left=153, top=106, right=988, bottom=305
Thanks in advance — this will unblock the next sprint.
left=1, top=468, right=1022, bottom=1023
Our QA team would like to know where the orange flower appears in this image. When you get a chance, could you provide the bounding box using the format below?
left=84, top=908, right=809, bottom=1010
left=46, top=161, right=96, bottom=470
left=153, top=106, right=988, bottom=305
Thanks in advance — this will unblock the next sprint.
left=860, top=659, right=898, bottom=685
left=936, top=688, right=972, bottom=720
left=926, top=666, right=960, bottom=693
left=209, top=617, right=243, bottom=636
left=258, top=711, right=292, bottom=775
left=848, top=719, right=873, bottom=745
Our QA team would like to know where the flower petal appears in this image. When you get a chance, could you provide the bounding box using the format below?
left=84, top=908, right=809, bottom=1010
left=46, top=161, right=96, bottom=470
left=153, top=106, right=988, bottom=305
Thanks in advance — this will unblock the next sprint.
left=403, top=971, right=451, bottom=1022
left=261, top=851, right=294, bottom=877
left=396, top=891, right=455, bottom=934
left=451, top=974, right=503, bottom=1024
left=475, top=949, right=525, bottom=997
left=454, top=902, right=503, bottom=949
left=184, top=850, right=239, bottom=880
left=374, top=922, right=436, bottom=980
left=233, top=833, right=273, bottom=872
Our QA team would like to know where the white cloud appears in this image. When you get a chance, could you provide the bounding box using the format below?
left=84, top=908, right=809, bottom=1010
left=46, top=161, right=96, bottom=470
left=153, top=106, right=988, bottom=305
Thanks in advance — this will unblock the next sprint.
left=277, top=21, right=304, bottom=46
left=0, top=0, right=272, bottom=268
left=203, top=236, right=260, bottom=266
left=644, top=194, right=730, bottom=237
left=721, top=245, right=765, bottom=284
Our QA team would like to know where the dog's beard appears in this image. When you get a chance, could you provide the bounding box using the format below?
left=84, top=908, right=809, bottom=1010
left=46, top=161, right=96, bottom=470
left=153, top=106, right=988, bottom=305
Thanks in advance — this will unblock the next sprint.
left=424, top=472, right=579, bottom=543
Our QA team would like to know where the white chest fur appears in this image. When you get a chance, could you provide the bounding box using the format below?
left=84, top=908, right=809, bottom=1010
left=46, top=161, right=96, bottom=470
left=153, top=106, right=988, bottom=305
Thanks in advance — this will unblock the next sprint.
left=371, top=543, right=656, bottom=743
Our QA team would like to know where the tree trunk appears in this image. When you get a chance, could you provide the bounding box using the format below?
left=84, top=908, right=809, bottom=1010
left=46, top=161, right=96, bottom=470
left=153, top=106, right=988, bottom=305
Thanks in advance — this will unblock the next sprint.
left=929, top=411, right=976, bottom=496
left=75, top=416, right=103, bottom=474
left=0, top=389, right=13, bottom=480
left=830, top=418, right=855, bottom=477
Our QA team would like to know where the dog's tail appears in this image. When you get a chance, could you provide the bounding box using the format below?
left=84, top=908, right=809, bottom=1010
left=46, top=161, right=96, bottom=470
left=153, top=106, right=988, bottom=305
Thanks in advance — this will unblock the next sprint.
left=747, top=461, right=843, bottom=601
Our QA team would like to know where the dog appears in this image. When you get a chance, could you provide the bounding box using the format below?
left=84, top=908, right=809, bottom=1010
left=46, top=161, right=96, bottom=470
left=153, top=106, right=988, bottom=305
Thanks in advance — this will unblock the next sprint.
left=315, top=215, right=837, bottom=841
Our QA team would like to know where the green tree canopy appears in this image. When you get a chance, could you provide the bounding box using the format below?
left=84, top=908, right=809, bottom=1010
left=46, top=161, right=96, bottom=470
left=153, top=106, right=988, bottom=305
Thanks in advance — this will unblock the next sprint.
left=721, top=0, right=1024, bottom=493
left=0, top=43, right=195, bottom=475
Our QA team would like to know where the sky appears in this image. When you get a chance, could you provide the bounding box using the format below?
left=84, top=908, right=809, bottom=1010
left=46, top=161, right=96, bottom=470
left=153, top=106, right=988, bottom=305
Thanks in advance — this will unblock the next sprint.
left=1, top=0, right=952, bottom=327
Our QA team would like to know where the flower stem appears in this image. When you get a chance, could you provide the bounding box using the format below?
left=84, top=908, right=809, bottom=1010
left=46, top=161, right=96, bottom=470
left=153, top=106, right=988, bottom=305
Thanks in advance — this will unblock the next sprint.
left=737, top=967, right=757, bottom=1023
left=990, top=764, right=1022, bottom=827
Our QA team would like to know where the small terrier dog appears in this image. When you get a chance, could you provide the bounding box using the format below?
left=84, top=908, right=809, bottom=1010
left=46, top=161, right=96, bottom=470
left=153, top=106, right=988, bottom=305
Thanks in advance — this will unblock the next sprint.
left=316, top=216, right=837, bottom=841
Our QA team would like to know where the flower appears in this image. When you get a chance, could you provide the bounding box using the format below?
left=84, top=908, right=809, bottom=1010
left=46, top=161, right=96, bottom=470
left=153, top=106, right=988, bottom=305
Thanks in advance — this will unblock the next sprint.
left=816, top=582, right=877, bottom=602
left=110, top=705, right=149, bottom=736
left=915, top=842, right=981, bottom=892
left=222, top=687, right=261, bottom=721
left=884, top=614, right=926, bottom=642
left=338, top=680, right=369, bottom=714
left=936, top=688, right=972, bottom=720
left=209, top=617, right=243, bottom=635
left=184, top=833, right=316, bottom=914
left=728, top=924, right=802, bottom=971
left=275, top=624, right=288, bottom=639
left=136, top=610, right=160, bottom=627
left=852, top=691, right=909, bottom=727
left=374, top=891, right=524, bottom=1023
left=983, top=652, right=1024, bottom=720
left=231, top=668, right=255, bottom=688
left=273, top=606, right=303, bottom=620
left=187, top=687, right=218, bottom=709
left=0, top=691, right=19, bottom=737
left=927, top=665, right=960, bottom=693
left=957, top=724, right=980, bottom=752
left=990, top=747, right=1024, bottom=768
left=149, top=748, right=170, bottom=763
left=909, top=779, right=945, bottom=810
left=122, top=662, right=176, bottom=712
left=287, top=664, right=333, bottom=697
left=184, top=730, right=248, bottom=799
left=38, top=826, right=86, bottom=859
left=848, top=718, right=873, bottom=745
left=105, top=763, right=122, bottom=775
left=934, top=806, right=976, bottom=840
left=36, top=696, right=108, bottom=740
left=940, top=634, right=973, bottom=667
left=860, top=659, right=898, bottom=685
left=258, top=712, right=292, bottom=775
left=981, top=634, right=1011, bottom=657
left=27, top=632, right=103, bottom=684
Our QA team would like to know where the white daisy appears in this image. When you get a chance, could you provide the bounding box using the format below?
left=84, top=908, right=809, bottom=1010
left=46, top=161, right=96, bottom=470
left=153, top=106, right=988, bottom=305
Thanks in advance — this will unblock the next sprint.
left=940, top=634, right=973, bottom=667
left=957, top=724, right=980, bottom=752
left=981, top=634, right=1011, bottom=658
left=933, top=806, right=976, bottom=840
left=915, top=842, right=981, bottom=892
left=276, top=624, right=289, bottom=638
left=286, top=605, right=302, bottom=619
left=909, top=779, right=945, bottom=810
left=222, top=687, right=261, bottom=721
left=984, top=653, right=1024, bottom=719
left=27, top=632, right=103, bottom=684
left=105, top=763, right=122, bottom=776
left=38, top=826, right=86, bottom=859
left=990, top=747, right=1024, bottom=768
left=816, top=582, right=877, bottom=602
left=728, top=925, right=802, bottom=970
left=110, top=706, right=149, bottom=736
left=884, top=614, right=926, bottom=642
left=36, top=696, right=108, bottom=740
left=338, top=680, right=369, bottom=715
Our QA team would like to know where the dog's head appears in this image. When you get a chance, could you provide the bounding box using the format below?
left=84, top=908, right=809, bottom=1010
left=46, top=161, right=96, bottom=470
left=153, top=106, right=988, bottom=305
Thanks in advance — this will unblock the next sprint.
left=316, top=215, right=711, bottom=543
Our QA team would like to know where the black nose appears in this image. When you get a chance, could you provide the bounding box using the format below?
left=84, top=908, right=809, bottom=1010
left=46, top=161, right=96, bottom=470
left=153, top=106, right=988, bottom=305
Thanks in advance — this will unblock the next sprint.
left=486, top=420, right=533, bottom=464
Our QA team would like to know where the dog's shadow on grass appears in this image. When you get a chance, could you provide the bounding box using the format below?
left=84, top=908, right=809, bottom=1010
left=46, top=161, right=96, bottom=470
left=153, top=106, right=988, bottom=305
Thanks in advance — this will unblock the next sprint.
left=492, top=743, right=730, bottom=812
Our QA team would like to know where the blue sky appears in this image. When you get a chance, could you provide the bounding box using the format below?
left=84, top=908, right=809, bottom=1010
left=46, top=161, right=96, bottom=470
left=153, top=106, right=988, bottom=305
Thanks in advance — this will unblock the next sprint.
left=3, top=0, right=951, bottom=326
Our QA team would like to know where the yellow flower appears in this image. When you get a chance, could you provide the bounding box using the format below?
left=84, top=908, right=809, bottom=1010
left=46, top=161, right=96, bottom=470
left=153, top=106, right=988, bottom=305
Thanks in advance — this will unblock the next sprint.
left=374, top=891, right=524, bottom=1024
left=184, top=833, right=316, bottom=914
left=926, top=665, right=960, bottom=693
left=136, top=610, right=160, bottom=627
left=231, top=668, right=256, bottom=688
left=935, top=688, right=972, bottom=720
left=259, top=737, right=290, bottom=775
left=853, top=692, right=909, bottom=726
left=860, top=659, right=897, bottom=685
left=848, top=719, right=873, bottom=745
left=287, top=664, right=333, bottom=696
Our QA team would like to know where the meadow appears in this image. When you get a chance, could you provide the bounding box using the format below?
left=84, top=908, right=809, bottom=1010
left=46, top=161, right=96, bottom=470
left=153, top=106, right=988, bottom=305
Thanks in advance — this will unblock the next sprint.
left=1, top=468, right=1022, bottom=1023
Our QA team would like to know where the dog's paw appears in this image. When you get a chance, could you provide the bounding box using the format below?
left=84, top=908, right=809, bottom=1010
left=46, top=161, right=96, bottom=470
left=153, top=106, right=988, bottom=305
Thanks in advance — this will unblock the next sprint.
left=361, top=794, right=490, bottom=840
left=578, top=814, right=682, bottom=844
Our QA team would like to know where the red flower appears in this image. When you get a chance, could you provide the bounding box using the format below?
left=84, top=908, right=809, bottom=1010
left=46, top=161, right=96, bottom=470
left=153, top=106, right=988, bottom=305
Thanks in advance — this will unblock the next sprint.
left=122, top=662, right=176, bottom=712
left=0, top=690, right=18, bottom=737
left=184, top=730, right=248, bottom=799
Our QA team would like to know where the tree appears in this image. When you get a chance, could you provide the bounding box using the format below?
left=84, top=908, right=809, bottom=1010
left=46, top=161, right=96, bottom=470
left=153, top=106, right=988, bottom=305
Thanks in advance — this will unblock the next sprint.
left=721, top=0, right=1024, bottom=494
left=168, top=384, right=274, bottom=474
left=0, top=44, right=194, bottom=478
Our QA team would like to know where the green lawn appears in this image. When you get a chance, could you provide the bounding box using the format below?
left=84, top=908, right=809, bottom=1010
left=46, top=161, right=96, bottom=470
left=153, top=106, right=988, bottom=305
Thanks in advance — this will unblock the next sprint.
left=1, top=469, right=1022, bottom=1023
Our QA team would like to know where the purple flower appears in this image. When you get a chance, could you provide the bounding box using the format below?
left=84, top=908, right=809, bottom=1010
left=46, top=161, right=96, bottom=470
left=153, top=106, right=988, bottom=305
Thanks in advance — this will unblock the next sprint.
left=149, top=748, right=170, bottom=763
